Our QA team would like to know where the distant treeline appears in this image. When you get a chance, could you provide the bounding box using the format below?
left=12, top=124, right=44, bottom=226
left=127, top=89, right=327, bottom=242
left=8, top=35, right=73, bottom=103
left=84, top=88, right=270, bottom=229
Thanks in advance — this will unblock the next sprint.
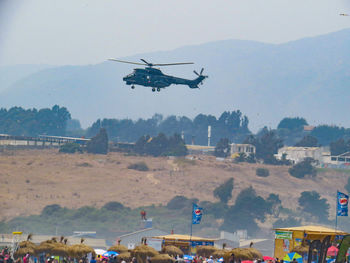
left=0, top=105, right=71, bottom=136
left=87, top=110, right=250, bottom=145
left=1, top=106, right=350, bottom=149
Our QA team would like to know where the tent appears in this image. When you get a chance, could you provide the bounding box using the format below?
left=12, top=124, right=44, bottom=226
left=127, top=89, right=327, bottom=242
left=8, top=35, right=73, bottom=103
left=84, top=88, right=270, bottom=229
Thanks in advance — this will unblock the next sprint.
left=327, top=246, right=339, bottom=257
left=283, top=252, right=302, bottom=263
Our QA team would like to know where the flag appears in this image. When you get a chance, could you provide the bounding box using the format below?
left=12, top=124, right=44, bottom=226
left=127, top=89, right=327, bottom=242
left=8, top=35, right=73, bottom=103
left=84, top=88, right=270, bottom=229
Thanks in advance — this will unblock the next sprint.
left=192, top=203, right=203, bottom=224
left=337, top=191, right=349, bottom=216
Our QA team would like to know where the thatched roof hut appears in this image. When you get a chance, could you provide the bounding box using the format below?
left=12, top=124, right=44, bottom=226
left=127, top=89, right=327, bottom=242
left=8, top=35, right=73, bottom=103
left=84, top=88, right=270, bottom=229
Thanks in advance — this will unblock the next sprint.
left=151, top=254, right=175, bottom=263
left=224, top=248, right=262, bottom=262
left=162, top=246, right=183, bottom=257
left=35, top=239, right=57, bottom=255
left=196, top=246, right=219, bottom=258
left=14, top=247, right=35, bottom=258
left=108, top=245, right=128, bottom=254
left=118, top=252, right=132, bottom=261
left=19, top=241, right=36, bottom=250
left=67, top=244, right=95, bottom=258
left=212, top=249, right=226, bottom=259
left=51, top=243, right=69, bottom=257
left=131, top=245, right=159, bottom=263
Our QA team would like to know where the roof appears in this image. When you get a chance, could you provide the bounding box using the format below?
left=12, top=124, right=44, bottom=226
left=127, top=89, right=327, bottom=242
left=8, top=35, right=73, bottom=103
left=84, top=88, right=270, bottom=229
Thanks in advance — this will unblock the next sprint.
left=118, top=228, right=166, bottom=238
left=280, top=147, right=320, bottom=151
left=239, top=239, right=268, bottom=247
left=186, top=145, right=215, bottom=150
left=152, top=234, right=214, bottom=242
left=333, top=151, right=350, bottom=157
left=275, top=225, right=348, bottom=235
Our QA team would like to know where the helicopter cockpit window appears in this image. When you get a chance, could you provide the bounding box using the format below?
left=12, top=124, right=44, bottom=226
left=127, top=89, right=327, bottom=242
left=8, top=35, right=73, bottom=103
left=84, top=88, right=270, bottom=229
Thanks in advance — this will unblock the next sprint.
left=126, top=71, right=135, bottom=77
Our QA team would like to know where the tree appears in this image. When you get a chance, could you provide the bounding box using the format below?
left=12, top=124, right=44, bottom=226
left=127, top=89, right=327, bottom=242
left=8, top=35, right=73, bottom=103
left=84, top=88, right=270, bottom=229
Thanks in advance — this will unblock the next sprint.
left=135, top=133, right=187, bottom=157
left=330, top=138, right=350, bottom=156
left=310, top=125, right=346, bottom=146
left=214, top=138, right=230, bottom=158
left=213, top=178, right=234, bottom=204
left=256, top=168, right=269, bottom=177
left=244, top=130, right=283, bottom=164
left=295, top=135, right=318, bottom=147
left=86, top=128, right=108, bottom=154
left=277, top=117, right=308, bottom=130
left=298, top=191, right=329, bottom=222
left=166, top=196, right=198, bottom=211
left=59, top=142, right=83, bottom=154
left=345, top=177, right=350, bottom=194
left=221, top=186, right=273, bottom=235
left=266, top=193, right=282, bottom=216
left=288, top=158, right=317, bottom=178
left=103, top=202, right=125, bottom=211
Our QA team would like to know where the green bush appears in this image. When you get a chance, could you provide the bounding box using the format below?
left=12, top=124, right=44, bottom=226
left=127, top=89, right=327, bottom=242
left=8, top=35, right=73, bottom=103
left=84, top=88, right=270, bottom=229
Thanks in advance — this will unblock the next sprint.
left=87, top=128, right=108, bottom=154
left=127, top=162, right=149, bottom=171
left=289, top=158, right=317, bottom=178
left=256, top=168, right=270, bottom=177
left=213, top=178, right=234, bottom=204
left=103, top=201, right=125, bottom=211
left=59, top=142, right=83, bottom=153
left=345, top=177, right=350, bottom=194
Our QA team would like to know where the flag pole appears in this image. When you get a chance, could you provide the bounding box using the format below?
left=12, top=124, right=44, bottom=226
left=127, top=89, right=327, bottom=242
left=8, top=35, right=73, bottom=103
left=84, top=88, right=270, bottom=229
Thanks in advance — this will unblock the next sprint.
left=335, top=191, right=338, bottom=231
left=190, top=203, right=193, bottom=239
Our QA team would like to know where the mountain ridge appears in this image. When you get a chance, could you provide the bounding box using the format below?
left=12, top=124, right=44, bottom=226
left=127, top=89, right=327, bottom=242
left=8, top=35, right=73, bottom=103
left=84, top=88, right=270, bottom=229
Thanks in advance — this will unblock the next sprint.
left=1, top=28, right=350, bottom=131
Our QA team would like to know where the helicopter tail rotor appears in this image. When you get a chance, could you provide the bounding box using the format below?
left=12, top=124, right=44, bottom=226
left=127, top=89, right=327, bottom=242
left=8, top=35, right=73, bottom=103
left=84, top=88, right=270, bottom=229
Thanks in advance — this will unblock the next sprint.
left=193, top=68, right=208, bottom=85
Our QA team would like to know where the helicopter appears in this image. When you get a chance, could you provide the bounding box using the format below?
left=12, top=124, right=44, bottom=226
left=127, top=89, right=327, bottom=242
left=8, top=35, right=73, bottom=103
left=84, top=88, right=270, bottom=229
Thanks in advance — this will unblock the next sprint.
left=108, top=58, right=208, bottom=92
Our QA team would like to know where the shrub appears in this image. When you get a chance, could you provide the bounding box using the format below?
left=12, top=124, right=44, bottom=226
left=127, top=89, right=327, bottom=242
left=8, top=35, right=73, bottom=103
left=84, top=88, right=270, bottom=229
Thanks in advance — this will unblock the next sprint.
left=166, top=195, right=199, bottom=210
left=103, top=201, right=125, bottom=211
left=128, top=162, right=149, bottom=171
left=213, top=178, right=234, bottom=204
left=256, top=168, right=270, bottom=177
left=345, top=177, right=350, bottom=194
left=59, top=142, right=83, bottom=153
left=87, top=128, right=108, bottom=154
left=289, top=158, right=317, bottom=178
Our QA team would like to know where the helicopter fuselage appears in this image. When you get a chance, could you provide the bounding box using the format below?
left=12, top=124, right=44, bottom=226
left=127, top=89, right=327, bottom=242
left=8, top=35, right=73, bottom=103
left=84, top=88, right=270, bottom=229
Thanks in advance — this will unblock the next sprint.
left=123, top=67, right=204, bottom=90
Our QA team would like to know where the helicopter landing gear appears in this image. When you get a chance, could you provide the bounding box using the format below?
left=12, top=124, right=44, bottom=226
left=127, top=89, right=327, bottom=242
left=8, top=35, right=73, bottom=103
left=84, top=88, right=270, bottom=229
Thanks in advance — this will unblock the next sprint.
left=157, top=88, right=160, bottom=92
left=152, top=88, right=155, bottom=92
left=131, top=85, right=135, bottom=89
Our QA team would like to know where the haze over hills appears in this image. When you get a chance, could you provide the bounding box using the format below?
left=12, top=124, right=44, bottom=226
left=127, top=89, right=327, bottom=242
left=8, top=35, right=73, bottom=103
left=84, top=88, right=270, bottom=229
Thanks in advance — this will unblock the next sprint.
left=1, top=29, right=350, bottom=132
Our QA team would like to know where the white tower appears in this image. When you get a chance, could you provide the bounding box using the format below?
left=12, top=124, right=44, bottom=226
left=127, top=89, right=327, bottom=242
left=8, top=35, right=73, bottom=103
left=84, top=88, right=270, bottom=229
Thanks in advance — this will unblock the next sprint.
left=208, top=125, right=211, bottom=146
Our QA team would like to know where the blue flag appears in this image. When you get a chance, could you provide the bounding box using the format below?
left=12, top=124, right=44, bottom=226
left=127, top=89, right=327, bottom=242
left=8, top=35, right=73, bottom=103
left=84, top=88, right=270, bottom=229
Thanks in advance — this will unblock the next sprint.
left=337, top=191, right=349, bottom=216
left=192, top=203, right=203, bottom=224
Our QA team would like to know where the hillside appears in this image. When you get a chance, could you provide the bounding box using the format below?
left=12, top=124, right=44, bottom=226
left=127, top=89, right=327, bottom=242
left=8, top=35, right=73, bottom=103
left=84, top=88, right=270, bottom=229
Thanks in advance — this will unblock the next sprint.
left=0, top=149, right=348, bottom=222
left=0, top=29, right=350, bottom=130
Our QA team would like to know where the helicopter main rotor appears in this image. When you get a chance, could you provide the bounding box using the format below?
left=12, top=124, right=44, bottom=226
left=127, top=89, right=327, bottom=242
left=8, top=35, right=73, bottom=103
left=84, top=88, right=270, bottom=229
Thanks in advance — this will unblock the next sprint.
left=108, top=58, right=194, bottom=67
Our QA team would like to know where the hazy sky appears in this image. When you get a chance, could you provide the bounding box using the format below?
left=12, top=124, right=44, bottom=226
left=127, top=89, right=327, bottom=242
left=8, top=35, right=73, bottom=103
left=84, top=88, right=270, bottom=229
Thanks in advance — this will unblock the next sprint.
left=0, top=0, right=350, bottom=66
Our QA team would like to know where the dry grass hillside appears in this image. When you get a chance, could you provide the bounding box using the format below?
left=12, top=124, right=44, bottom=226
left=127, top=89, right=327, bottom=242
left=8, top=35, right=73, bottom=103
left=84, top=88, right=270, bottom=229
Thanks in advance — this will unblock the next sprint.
left=0, top=149, right=348, bottom=221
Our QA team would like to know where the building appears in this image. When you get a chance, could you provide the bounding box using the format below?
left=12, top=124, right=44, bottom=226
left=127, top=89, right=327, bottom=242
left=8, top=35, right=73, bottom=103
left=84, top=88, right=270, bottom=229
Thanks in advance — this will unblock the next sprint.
left=0, top=134, right=89, bottom=148
left=186, top=145, right=215, bottom=155
left=117, top=228, right=168, bottom=249
left=323, top=151, right=350, bottom=166
left=274, top=225, right=348, bottom=259
left=214, top=231, right=245, bottom=249
left=230, top=143, right=256, bottom=157
left=275, top=146, right=329, bottom=164
left=240, top=239, right=274, bottom=257
left=152, top=234, right=215, bottom=254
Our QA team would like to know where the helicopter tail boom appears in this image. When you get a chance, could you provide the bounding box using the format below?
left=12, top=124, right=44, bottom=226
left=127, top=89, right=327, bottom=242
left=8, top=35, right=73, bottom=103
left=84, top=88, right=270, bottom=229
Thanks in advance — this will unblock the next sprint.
left=188, top=68, right=207, bottom=88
